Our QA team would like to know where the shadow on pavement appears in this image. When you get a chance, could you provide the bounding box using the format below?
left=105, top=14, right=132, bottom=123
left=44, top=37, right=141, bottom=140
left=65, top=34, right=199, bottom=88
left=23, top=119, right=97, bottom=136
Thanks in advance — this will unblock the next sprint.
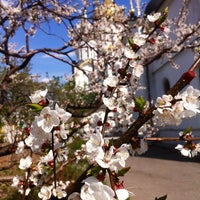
left=138, top=143, right=200, bottom=163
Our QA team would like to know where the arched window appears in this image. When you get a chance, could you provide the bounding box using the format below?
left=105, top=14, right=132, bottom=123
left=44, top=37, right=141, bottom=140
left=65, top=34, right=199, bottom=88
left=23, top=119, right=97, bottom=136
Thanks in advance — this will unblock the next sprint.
left=163, top=78, right=170, bottom=93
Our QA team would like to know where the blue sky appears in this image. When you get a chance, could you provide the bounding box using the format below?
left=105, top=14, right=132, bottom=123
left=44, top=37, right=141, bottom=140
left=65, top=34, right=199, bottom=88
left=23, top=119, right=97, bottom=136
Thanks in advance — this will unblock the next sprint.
left=27, top=0, right=150, bottom=82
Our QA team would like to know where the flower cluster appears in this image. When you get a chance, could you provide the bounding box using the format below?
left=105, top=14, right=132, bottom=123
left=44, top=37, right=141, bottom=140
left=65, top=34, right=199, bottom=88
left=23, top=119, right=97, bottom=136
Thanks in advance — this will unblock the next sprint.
left=153, top=86, right=200, bottom=126
left=84, top=131, right=130, bottom=172
left=11, top=87, right=134, bottom=200
left=175, top=129, right=200, bottom=158
left=4, top=1, right=200, bottom=199
left=11, top=89, right=73, bottom=199
left=38, top=181, right=69, bottom=200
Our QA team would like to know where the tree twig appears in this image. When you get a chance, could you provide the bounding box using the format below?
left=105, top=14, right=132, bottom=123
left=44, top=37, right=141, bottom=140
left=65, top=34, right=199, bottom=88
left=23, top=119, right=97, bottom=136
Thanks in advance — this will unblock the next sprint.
left=145, top=137, right=200, bottom=142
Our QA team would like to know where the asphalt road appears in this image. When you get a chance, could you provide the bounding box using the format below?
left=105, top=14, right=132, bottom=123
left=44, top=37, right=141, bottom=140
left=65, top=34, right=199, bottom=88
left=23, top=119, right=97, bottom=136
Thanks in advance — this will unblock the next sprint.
left=122, top=145, right=200, bottom=200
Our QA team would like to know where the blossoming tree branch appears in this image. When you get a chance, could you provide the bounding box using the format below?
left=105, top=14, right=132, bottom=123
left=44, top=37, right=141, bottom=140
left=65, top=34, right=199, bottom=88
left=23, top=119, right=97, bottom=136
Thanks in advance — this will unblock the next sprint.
left=0, top=0, right=200, bottom=199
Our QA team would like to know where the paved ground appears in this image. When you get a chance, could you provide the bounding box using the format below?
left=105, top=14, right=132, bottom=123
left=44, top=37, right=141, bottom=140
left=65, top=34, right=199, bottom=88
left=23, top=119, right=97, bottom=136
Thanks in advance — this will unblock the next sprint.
left=122, top=144, right=200, bottom=200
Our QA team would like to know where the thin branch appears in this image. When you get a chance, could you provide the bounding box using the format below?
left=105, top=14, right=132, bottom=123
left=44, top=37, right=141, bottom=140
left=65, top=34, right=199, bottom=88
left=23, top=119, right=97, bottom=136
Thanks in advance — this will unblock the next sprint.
left=0, top=176, right=15, bottom=182
left=0, top=144, right=17, bottom=157
left=145, top=137, right=200, bottom=142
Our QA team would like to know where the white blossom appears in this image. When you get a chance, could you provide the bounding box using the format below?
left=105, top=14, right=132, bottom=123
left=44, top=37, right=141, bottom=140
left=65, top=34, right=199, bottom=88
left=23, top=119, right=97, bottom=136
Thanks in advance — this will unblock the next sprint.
left=115, top=188, right=130, bottom=200
left=80, top=176, right=115, bottom=200
left=29, top=88, right=48, bottom=104
left=15, top=141, right=25, bottom=154
left=55, top=104, right=72, bottom=123
left=133, top=32, right=147, bottom=47
left=177, top=86, right=200, bottom=116
left=147, top=12, right=161, bottom=22
left=38, top=185, right=52, bottom=200
left=102, top=96, right=117, bottom=110
left=96, top=145, right=129, bottom=172
left=25, top=119, right=51, bottom=152
left=37, top=107, right=60, bottom=133
left=85, top=131, right=104, bottom=153
left=11, top=176, right=20, bottom=187
left=103, top=75, right=119, bottom=88
left=175, top=143, right=200, bottom=158
left=40, top=150, right=54, bottom=164
left=54, top=123, right=69, bottom=140
left=52, top=186, right=67, bottom=199
left=155, top=94, right=173, bottom=110
left=19, top=156, right=32, bottom=170
left=19, top=187, right=31, bottom=196
left=129, top=61, right=144, bottom=78
left=124, top=47, right=135, bottom=59
left=68, top=192, right=81, bottom=200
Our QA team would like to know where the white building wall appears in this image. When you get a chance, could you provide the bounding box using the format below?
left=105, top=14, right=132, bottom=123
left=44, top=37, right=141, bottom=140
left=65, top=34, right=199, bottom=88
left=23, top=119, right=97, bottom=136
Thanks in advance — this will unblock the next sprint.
left=74, top=40, right=97, bottom=88
left=74, top=63, right=93, bottom=89
left=146, top=0, right=200, bottom=141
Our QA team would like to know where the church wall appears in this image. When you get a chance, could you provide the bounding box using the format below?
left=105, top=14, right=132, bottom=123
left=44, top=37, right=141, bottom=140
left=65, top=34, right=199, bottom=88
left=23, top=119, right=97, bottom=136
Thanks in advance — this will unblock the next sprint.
left=145, top=0, right=200, bottom=143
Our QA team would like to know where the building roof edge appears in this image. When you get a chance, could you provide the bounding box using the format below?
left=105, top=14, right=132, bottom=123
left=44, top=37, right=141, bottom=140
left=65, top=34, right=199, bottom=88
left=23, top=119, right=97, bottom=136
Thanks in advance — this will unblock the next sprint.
left=145, top=0, right=166, bottom=14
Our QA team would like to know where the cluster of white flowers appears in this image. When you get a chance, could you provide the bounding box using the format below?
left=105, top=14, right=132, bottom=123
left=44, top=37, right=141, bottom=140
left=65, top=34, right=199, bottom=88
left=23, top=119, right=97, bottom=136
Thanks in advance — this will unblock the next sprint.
left=68, top=176, right=131, bottom=200
left=84, top=131, right=130, bottom=172
left=24, top=89, right=72, bottom=153
left=175, top=130, right=200, bottom=158
left=12, top=87, right=135, bottom=199
left=5, top=1, right=200, bottom=199
left=153, top=86, right=200, bottom=126
left=38, top=181, right=69, bottom=200
left=11, top=88, right=73, bottom=199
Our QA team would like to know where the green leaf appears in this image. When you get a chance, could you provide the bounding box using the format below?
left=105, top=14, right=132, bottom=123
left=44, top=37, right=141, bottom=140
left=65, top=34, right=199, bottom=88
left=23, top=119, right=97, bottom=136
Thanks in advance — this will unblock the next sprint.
left=117, top=167, right=131, bottom=177
left=155, top=194, right=167, bottom=200
left=27, top=103, right=43, bottom=112
left=157, top=7, right=168, bottom=26
left=128, top=38, right=134, bottom=47
left=183, top=127, right=193, bottom=135
left=134, top=96, right=146, bottom=112
left=87, top=165, right=102, bottom=176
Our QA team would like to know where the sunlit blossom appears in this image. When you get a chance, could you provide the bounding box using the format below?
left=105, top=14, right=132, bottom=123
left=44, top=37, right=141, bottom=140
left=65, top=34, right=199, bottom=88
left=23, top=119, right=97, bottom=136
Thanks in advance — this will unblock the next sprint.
left=133, top=32, right=147, bottom=47
left=102, top=96, right=117, bottom=110
left=103, top=75, right=119, bottom=88
left=177, top=86, right=200, bottom=115
left=15, top=141, right=25, bottom=154
left=175, top=143, right=200, bottom=158
left=29, top=88, right=48, bottom=104
left=38, top=185, right=52, bottom=200
left=95, top=144, right=130, bottom=172
left=11, top=176, right=20, bottom=187
left=37, top=107, right=60, bottom=133
left=80, top=176, right=115, bottom=200
left=40, top=150, right=54, bottom=164
left=147, top=12, right=161, bottom=22
left=115, top=188, right=130, bottom=200
left=85, top=131, right=104, bottom=153
left=68, top=192, right=81, bottom=200
left=52, top=186, right=67, bottom=199
left=3, top=1, right=200, bottom=200
left=19, top=156, right=32, bottom=170
left=124, top=47, right=135, bottom=59
left=55, top=104, right=72, bottom=123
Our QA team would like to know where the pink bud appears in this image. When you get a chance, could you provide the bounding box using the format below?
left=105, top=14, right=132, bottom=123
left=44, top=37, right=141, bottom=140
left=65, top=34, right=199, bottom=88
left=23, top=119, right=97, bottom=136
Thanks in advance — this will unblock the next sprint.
left=181, top=70, right=195, bottom=84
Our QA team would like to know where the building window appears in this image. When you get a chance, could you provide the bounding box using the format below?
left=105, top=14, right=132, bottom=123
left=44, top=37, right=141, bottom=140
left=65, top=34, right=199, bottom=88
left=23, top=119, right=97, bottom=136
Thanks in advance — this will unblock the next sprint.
left=163, top=78, right=170, bottom=93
